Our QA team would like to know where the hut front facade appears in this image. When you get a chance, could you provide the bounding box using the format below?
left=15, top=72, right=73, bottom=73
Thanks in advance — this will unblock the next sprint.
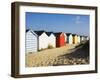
left=66, top=33, right=73, bottom=44
left=84, top=36, right=89, bottom=41
left=35, top=31, right=49, bottom=50
left=80, top=36, right=88, bottom=42
left=46, top=32, right=56, bottom=48
left=26, top=30, right=38, bottom=53
left=55, top=32, right=66, bottom=47
left=73, top=34, right=78, bottom=44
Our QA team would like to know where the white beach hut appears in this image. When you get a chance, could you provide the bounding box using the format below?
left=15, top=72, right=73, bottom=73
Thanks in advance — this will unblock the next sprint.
left=86, top=36, right=89, bottom=40
left=26, top=29, right=38, bottom=53
left=66, top=33, right=73, bottom=44
left=84, top=36, right=89, bottom=41
left=80, top=36, right=84, bottom=42
left=34, top=31, right=49, bottom=50
left=46, top=32, right=56, bottom=48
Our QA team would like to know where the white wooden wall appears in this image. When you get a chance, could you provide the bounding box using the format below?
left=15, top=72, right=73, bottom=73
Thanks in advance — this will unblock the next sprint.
left=26, top=31, right=38, bottom=53
left=48, top=34, right=56, bottom=47
left=69, top=35, right=73, bottom=44
left=39, top=32, right=49, bottom=50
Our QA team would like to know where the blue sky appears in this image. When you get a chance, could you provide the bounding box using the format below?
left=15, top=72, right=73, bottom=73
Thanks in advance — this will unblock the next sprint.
left=26, top=12, right=90, bottom=36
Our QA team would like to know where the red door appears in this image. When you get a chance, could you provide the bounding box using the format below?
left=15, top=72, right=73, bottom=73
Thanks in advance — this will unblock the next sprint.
left=60, top=33, right=65, bottom=47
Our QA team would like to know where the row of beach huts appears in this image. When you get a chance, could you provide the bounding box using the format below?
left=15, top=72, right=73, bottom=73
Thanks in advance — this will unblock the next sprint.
left=26, top=29, right=89, bottom=53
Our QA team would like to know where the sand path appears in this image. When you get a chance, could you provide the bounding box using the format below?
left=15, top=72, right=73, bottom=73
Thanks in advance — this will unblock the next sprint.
left=26, top=44, right=77, bottom=67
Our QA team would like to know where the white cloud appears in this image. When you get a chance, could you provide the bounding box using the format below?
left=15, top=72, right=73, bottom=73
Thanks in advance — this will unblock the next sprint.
left=75, top=16, right=82, bottom=24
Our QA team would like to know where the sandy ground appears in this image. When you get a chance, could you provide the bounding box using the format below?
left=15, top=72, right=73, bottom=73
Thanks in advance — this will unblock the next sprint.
left=26, top=42, right=89, bottom=67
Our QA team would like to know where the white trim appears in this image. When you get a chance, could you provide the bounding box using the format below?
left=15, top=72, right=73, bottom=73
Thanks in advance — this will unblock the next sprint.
left=19, top=5, right=95, bottom=74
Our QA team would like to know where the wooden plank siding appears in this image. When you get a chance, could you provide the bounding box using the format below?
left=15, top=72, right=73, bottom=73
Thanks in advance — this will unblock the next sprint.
left=26, top=30, right=38, bottom=53
left=48, top=33, right=56, bottom=48
left=38, top=32, right=49, bottom=50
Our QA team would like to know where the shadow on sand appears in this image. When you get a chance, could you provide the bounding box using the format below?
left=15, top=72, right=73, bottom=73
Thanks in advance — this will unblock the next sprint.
left=53, top=40, right=89, bottom=66
left=63, top=40, right=89, bottom=59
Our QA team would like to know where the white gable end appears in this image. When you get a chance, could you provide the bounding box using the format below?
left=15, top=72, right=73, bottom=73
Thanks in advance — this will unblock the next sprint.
left=48, top=34, right=56, bottom=47
left=26, top=31, right=38, bottom=53
left=39, top=32, right=49, bottom=50
left=69, top=35, right=73, bottom=44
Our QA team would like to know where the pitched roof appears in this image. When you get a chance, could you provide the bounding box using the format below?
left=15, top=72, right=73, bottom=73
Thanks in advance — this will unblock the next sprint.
left=45, top=32, right=54, bottom=36
left=80, top=35, right=86, bottom=37
left=66, top=33, right=72, bottom=36
left=26, top=29, right=34, bottom=33
left=26, top=29, right=30, bottom=32
left=26, top=29, right=37, bottom=36
left=72, top=34, right=77, bottom=36
left=53, top=32, right=63, bottom=36
left=34, top=30, right=45, bottom=36
left=84, top=36, right=88, bottom=38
